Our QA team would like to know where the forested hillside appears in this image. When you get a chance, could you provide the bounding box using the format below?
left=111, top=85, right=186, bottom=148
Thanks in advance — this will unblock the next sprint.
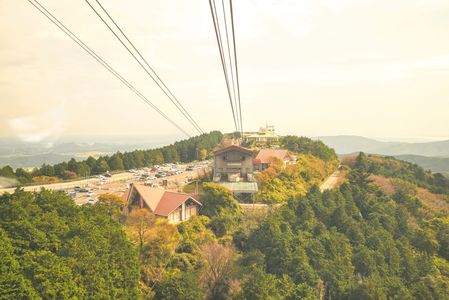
left=281, top=136, right=337, bottom=162
left=235, top=154, right=449, bottom=299
left=0, top=190, right=140, bottom=298
left=3, top=140, right=449, bottom=299
left=0, top=131, right=223, bottom=186
left=394, top=155, right=449, bottom=178
left=351, top=154, right=449, bottom=196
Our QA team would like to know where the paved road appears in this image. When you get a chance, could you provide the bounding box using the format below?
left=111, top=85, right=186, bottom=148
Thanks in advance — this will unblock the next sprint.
left=0, top=172, right=135, bottom=195
left=0, top=162, right=211, bottom=197
left=320, top=168, right=343, bottom=192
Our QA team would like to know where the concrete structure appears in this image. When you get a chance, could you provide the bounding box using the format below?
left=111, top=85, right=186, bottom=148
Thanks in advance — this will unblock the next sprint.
left=123, top=183, right=202, bottom=223
left=212, top=145, right=255, bottom=182
left=243, top=125, right=279, bottom=144
left=253, top=149, right=296, bottom=171
left=218, top=182, right=258, bottom=194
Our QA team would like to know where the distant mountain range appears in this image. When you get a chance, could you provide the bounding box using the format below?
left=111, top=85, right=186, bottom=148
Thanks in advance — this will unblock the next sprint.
left=316, top=135, right=449, bottom=177
left=0, top=138, right=169, bottom=169
left=316, top=135, right=449, bottom=157
left=394, top=155, right=449, bottom=177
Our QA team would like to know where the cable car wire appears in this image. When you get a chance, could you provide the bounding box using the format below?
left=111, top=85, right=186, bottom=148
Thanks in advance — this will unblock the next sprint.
left=85, top=0, right=204, bottom=135
left=208, top=0, right=239, bottom=132
left=27, top=0, right=191, bottom=137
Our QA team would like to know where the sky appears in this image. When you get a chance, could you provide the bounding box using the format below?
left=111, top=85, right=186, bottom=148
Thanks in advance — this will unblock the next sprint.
left=1, top=0, right=449, bottom=145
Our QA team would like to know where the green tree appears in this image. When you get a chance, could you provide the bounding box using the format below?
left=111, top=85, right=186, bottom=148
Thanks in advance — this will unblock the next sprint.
left=15, top=168, right=32, bottom=184
left=200, top=183, right=240, bottom=218
left=123, top=153, right=136, bottom=170
left=154, top=272, right=203, bottom=300
left=39, top=163, right=55, bottom=177
left=0, top=189, right=140, bottom=299
left=413, top=228, right=439, bottom=255
left=239, top=266, right=283, bottom=300
left=0, top=228, right=36, bottom=299
left=94, top=158, right=110, bottom=173
left=108, top=153, right=124, bottom=171
left=86, top=156, right=97, bottom=170
left=0, top=165, right=16, bottom=178
left=67, top=158, right=78, bottom=173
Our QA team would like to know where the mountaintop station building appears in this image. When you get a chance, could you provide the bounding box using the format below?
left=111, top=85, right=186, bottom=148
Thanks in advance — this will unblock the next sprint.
left=212, top=145, right=258, bottom=196
left=212, top=145, right=256, bottom=182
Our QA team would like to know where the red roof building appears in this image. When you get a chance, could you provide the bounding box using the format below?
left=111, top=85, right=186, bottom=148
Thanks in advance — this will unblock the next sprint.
left=124, top=183, right=202, bottom=223
left=254, top=149, right=296, bottom=171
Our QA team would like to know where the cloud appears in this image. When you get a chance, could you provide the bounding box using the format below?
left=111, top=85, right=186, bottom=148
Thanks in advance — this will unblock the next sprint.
left=7, top=103, right=67, bottom=146
left=242, top=54, right=449, bottom=86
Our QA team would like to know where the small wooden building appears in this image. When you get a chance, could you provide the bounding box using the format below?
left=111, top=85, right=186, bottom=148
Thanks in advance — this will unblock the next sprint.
left=123, top=183, right=202, bottom=223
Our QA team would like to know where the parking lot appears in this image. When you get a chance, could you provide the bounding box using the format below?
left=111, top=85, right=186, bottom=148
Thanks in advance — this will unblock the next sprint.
left=70, top=162, right=210, bottom=205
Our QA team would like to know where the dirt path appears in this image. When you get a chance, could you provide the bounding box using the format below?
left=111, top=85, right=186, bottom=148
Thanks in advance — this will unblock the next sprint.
left=320, top=168, right=345, bottom=192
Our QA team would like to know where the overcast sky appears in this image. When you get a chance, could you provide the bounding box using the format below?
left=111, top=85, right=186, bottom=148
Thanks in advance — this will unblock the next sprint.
left=1, top=0, right=449, bottom=144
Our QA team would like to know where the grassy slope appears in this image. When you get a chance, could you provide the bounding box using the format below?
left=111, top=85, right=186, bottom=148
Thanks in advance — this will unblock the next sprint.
left=370, top=174, right=449, bottom=216
left=255, top=153, right=338, bottom=204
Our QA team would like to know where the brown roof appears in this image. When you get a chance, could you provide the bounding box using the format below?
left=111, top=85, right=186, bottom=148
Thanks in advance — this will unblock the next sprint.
left=132, top=184, right=165, bottom=211
left=154, top=191, right=201, bottom=216
left=213, top=144, right=254, bottom=156
left=127, top=184, right=201, bottom=217
left=255, top=149, right=289, bottom=164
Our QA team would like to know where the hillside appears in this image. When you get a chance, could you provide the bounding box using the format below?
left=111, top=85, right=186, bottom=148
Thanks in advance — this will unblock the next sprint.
left=3, top=143, right=449, bottom=298
left=317, top=135, right=449, bottom=157
left=232, top=153, right=449, bottom=298
left=395, top=155, right=449, bottom=178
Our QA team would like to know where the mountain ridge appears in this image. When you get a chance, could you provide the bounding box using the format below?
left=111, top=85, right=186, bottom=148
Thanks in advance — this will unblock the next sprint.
left=316, top=135, right=449, bottom=157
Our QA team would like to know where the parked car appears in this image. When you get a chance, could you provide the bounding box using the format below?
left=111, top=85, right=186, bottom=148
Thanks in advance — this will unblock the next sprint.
left=144, top=181, right=159, bottom=187
left=74, top=186, right=81, bottom=191
left=78, top=188, right=90, bottom=193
